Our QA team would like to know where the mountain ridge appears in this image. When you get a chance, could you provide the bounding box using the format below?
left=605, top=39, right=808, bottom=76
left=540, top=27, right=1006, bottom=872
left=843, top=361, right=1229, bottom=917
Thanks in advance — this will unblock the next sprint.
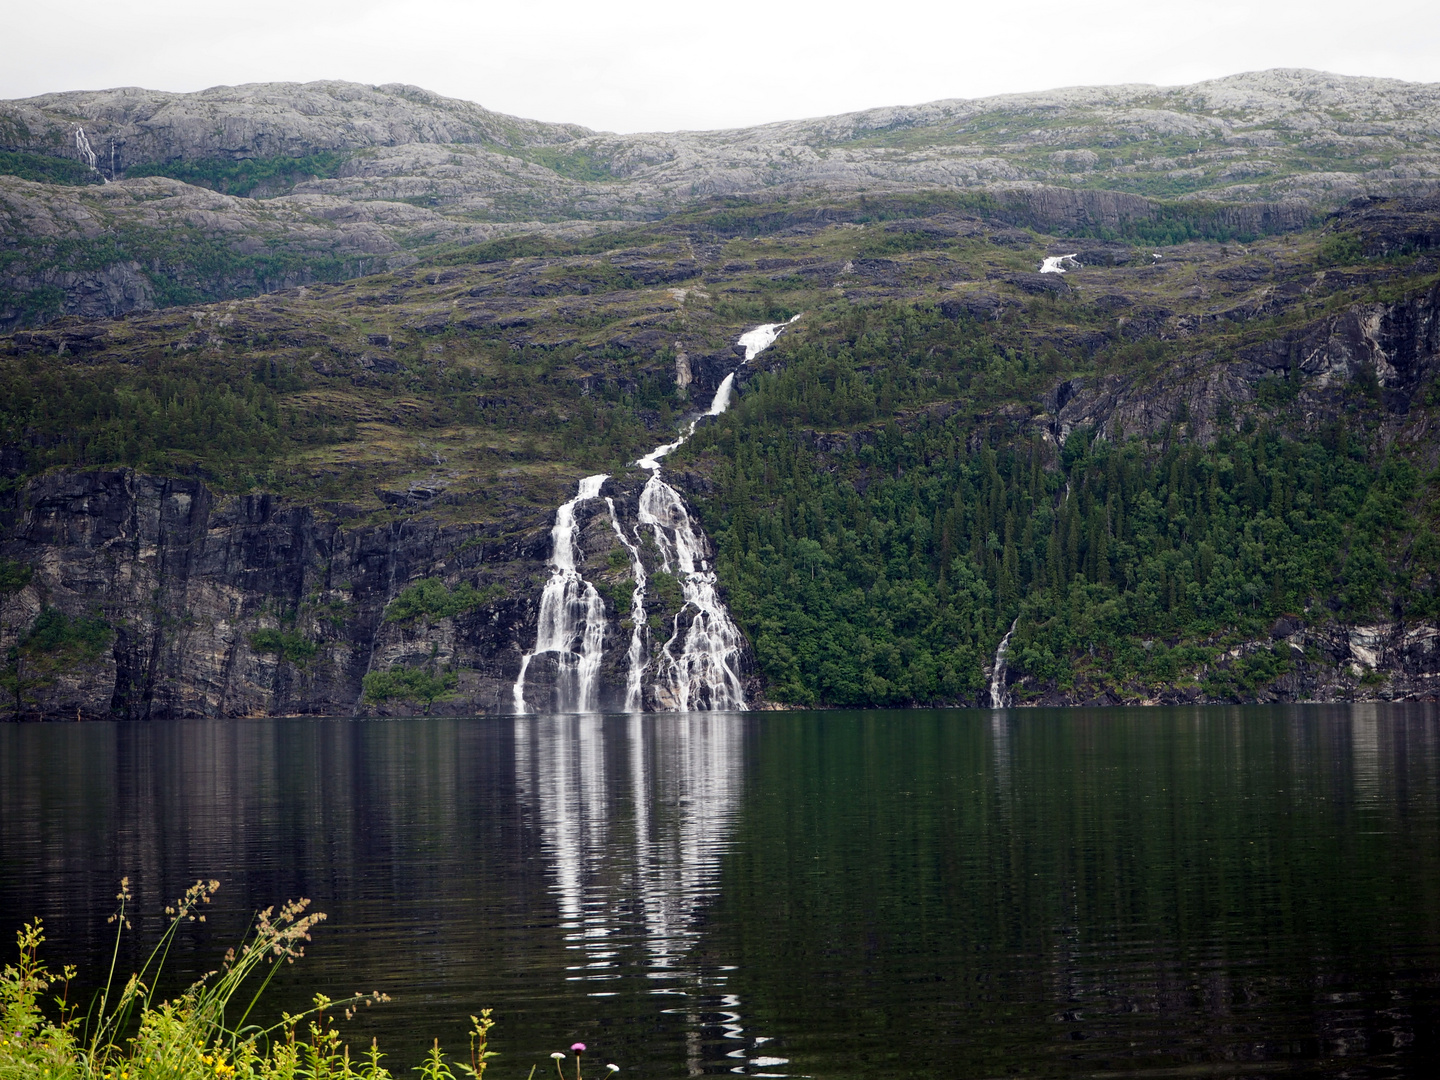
left=5, top=68, right=1440, bottom=332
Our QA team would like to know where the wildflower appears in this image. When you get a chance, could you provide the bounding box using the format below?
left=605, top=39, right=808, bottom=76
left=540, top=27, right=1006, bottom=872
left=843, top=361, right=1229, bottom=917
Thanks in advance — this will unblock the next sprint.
left=571, top=1044, right=585, bottom=1052
left=606, top=1067, right=619, bottom=1075
left=550, top=1053, right=565, bottom=1060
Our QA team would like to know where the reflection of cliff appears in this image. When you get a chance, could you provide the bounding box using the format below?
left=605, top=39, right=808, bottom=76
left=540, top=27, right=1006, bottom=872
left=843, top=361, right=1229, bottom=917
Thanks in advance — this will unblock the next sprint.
left=513, top=714, right=790, bottom=1076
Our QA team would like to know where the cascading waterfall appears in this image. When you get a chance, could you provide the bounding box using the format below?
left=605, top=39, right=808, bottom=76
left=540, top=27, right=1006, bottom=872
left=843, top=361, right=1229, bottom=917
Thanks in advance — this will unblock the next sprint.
left=73, top=128, right=106, bottom=182
left=515, top=316, right=797, bottom=713
left=623, top=315, right=800, bottom=711
left=638, top=476, right=748, bottom=711
left=607, top=496, right=649, bottom=712
left=513, top=474, right=610, bottom=714
left=990, top=617, right=1019, bottom=708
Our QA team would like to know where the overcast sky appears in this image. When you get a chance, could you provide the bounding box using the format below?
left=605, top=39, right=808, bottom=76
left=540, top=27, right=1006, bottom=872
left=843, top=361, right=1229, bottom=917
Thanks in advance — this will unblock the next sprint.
left=5, top=0, right=1438, bottom=132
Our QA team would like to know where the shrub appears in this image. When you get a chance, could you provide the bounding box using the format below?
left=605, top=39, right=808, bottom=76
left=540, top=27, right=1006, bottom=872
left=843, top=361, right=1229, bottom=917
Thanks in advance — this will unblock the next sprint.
left=384, top=579, right=505, bottom=623
left=361, top=667, right=458, bottom=712
left=249, top=629, right=320, bottom=667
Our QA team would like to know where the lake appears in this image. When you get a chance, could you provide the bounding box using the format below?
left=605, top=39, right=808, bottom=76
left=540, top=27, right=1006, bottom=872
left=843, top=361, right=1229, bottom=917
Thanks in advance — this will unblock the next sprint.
left=3, top=705, right=1439, bottom=1078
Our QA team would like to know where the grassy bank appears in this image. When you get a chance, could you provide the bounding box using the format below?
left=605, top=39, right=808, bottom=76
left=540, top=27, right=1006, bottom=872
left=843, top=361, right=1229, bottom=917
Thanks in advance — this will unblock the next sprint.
left=0, top=881, right=607, bottom=1080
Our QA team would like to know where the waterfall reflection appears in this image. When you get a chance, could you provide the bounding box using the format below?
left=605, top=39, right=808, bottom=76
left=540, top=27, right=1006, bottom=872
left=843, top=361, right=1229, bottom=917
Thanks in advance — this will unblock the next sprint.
left=513, top=714, right=788, bottom=1076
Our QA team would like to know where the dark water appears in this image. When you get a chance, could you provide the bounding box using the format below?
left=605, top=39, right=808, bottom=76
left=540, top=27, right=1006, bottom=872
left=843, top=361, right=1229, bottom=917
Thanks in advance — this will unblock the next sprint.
left=3, top=706, right=1440, bottom=1078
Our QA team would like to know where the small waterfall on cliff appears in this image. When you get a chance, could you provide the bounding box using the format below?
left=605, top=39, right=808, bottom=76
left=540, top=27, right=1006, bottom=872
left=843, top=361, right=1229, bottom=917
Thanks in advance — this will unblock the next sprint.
left=73, top=128, right=100, bottom=177
left=990, top=617, right=1019, bottom=708
left=513, top=474, right=610, bottom=714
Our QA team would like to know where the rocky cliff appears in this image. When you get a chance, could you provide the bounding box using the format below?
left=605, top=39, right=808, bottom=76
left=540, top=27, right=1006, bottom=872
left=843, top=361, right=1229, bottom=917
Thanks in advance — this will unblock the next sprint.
left=3, top=184, right=1439, bottom=717
left=0, top=467, right=753, bottom=719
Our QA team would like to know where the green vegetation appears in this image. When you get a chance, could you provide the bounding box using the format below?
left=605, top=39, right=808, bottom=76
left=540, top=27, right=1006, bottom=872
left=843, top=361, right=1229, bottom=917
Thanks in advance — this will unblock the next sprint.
left=0, top=557, right=32, bottom=595
left=3, top=184, right=1437, bottom=706
left=0, top=150, right=101, bottom=186
left=1319, top=230, right=1365, bottom=266
left=422, top=227, right=661, bottom=267
left=384, top=578, right=506, bottom=622
left=125, top=153, right=349, bottom=197
left=0, top=351, right=330, bottom=489
left=680, top=301, right=1437, bottom=704
left=361, top=666, right=459, bottom=712
left=1070, top=199, right=1282, bottom=246
left=3, top=607, right=113, bottom=717
left=0, top=295, right=690, bottom=501
left=2, top=220, right=370, bottom=323
left=249, top=628, right=319, bottom=666
left=0, top=880, right=567, bottom=1080
left=523, top=146, right=617, bottom=182
left=0, top=284, right=67, bottom=324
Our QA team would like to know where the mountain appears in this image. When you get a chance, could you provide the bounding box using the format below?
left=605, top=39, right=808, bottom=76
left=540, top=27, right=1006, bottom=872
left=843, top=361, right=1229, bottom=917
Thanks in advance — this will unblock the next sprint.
left=5, top=70, right=1440, bottom=331
left=1, top=73, right=1439, bottom=718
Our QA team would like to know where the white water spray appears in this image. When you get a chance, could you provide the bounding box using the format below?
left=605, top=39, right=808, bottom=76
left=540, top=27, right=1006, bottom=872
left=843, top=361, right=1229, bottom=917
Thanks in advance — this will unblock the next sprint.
left=516, top=317, right=796, bottom=712
left=707, top=372, right=736, bottom=415
left=73, top=128, right=107, bottom=182
left=607, top=496, right=649, bottom=712
left=990, top=617, right=1019, bottom=708
left=736, top=316, right=799, bottom=360
left=1039, top=254, right=1079, bottom=274
left=513, top=474, right=610, bottom=713
left=637, top=476, right=748, bottom=711
left=620, top=315, right=799, bottom=710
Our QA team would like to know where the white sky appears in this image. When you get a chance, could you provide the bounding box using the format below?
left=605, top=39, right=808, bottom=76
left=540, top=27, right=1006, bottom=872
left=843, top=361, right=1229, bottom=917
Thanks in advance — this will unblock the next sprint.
left=4, top=0, right=1438, bottom=133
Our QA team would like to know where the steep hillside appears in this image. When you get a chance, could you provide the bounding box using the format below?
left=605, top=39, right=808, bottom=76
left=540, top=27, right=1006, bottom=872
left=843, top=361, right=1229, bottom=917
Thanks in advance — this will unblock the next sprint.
left=2, top=189, right=1438, bottom=717
left=4, top=71, right=1440, bottom=331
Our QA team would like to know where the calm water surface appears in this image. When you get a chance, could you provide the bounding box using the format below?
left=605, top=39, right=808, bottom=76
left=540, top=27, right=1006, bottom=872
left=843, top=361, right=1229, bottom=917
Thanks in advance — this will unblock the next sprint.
left=2, top=706, right=1439, bottom=1078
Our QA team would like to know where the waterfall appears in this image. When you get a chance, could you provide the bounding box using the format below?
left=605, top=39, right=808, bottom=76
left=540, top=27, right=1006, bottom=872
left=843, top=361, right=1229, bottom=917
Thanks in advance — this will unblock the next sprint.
left=637, top=476, right=748, bottom=711
left=619, top=316, right=799, bottom=711
left=512, top=474, right=610, bottom=714
left=736, top=316, right=800, bottom=360
left=990, top=617, right=1019, bottom=708
left=707, top=372, right=736, bottom=415
left=607, top=496, right=649, bottom=712
left=515, top=316, right=797, bottom=713
left=73, top=128, right=106, bottom=182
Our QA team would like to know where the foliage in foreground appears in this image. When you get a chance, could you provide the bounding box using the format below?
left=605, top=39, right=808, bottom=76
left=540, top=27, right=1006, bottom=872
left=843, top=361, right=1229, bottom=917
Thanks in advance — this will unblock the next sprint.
left=0, top=880, right=608, bottom=1080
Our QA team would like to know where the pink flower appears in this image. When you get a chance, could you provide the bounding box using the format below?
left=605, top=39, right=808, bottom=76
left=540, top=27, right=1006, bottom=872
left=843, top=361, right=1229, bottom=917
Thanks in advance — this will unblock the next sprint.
left=571, top=1043, right=586, bottom=1053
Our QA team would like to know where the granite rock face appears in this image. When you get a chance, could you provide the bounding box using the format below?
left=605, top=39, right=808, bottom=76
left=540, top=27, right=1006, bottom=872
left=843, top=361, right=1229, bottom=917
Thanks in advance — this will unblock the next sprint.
left=0, top=174, right=621, bottom=330
left=0, top=81, right=589, bottom=167
left=1041, top=280, right=1440, bottom=448
left=4, top=70, right=1440, bottom=327
left=0, top=468, right=755, bottom=719
left=6, top=70, right=1438, bottom=213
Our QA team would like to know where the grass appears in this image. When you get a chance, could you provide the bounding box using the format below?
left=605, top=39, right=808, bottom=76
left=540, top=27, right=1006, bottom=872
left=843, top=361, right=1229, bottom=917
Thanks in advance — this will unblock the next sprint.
left=0, top=880, right=611, bottom=1080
